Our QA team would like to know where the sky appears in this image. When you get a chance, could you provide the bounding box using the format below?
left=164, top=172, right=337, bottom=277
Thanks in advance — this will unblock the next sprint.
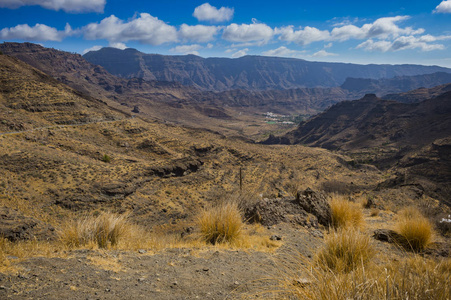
left=1, top=0, right=451, bottom=67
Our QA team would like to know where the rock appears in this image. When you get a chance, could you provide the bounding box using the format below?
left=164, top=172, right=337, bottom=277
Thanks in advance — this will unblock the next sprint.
left=372, top=229, right=407, bottom=244
left=296, top=188, right=331, bottom=226
left=270, top=235, right=282, bottom=241
left=0, top=207, right=56, bottom=241
left=138, top=249, right=147, bottom=254
left=132, top=106, right=140, bottom=113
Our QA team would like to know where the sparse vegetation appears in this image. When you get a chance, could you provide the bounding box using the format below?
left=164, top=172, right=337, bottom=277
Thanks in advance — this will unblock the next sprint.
left=395, top=206, right=434, bottom=251
left=316, top=228, right=374, bottom=273
left=197, top=202, right=243, bottom=244
left=330, top=195, right=364, bottom=229
left=101, top=154, right=111, bottom=163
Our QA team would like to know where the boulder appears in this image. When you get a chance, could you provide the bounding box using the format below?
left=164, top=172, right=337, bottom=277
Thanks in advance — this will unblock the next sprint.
left=296, top=188, right=331, bottom=226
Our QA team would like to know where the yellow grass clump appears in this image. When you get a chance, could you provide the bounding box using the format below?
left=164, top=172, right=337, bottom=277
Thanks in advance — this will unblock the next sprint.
left=197, top=202, right=243, bottom=245
left=395, top=206, right=434, bottom=251
left=59, top=212, right=132, bottom=249
left=315, top=228, right=374, bottom=273
left=330, top=195, right=364, bottom=229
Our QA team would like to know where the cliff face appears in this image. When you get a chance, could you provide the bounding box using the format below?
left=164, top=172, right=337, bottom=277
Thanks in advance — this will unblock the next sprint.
left=84, top=47, right=451, bottom=91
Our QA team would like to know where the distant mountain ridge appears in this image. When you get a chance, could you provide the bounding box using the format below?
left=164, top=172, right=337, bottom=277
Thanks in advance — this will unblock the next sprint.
left=341, top=72, right=451, bottom=96
left=83, top=47, right=451, bottom=91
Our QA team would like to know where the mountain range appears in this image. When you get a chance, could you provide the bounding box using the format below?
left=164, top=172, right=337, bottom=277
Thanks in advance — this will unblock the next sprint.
left=83, top=47, right=451, bottom=91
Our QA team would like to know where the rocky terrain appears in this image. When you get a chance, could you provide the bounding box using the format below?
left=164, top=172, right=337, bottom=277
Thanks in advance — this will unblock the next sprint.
left=83, top=47, right=451, bottom=91
left=0, top=43, right=450, bottom=299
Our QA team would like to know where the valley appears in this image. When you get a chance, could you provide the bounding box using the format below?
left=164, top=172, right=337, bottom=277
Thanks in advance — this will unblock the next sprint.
left=0, top=42, right=450, bottom=299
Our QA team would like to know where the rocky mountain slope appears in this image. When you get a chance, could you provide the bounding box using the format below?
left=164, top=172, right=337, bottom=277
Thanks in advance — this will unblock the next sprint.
left=384, top=82, right=451, bottom=103
left=341, top=72, right=451, bottom=97
left=0, top=54, right=127, bottom=132
left=265, top=91, right=451, bottom=203
left=275, top=92, right=451, bottom=151
left=83, top=47, right=451, bottom=91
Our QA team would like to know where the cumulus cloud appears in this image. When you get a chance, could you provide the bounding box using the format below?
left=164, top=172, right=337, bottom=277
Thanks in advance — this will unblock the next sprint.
left=109, top=42, right=127, bottom=50
left=357, top=35, right=447, bottom=52
left=169, top=44, right=202, bottom=55
left=223, top=23, right=273, bottom=43
left=82, top=45, right=102, bottom=54
left=276, top=25, right=330, bottom=45
left=83, top=13, right=178, bottom=45
left=193, top=3, right=234, bottom=22
left=312, top=49, right=338, bottom=57
left=262, top=46, right=305, bottom=58
left=0, top=0, right=105, bottom=13
left=435, top=1, right=451, bottom=13
left=178, top=24, right=219, bottom=43
left=330, top=16, right=424, bottom=41
left=231, top=48, right=248, bottom=58
left=0, top=23, right=73, bottom=41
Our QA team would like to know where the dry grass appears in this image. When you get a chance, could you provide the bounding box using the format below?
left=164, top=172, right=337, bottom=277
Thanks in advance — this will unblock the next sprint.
left=285, top=256, right=451, bottom=300
left=59, top=212, right=133, bottom=249
left=315, top=228, right=374, bottom=273
left=395, top=207, right=434, bottom=251
left=330, top=195, right=364, bottom=229
left=197, top=202, right=243, bottom=245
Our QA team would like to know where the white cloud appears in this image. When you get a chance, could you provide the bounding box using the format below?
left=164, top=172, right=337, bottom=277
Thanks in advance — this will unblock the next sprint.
left=324, top=42, right=333, bottom=48
left=330, top=16, right=424, bottom=41
left=262, top=46, right=305, bottom=58
left=357, top=36, right=447, bottom=52
left=0, top=0, right=105, bottom=13
left=193, top=3, right=234, bottom=22
left=169, top=44, right=202, bottom=55
left=276, top=26, right=330, bottom=45
left=312, top=49, right=338, bottom=57
left=178, top=24, right=219, bottom=43
left=0, top=23, right=71, bottom=41
left=223, top=23, right=273, bottom=43
left=206, top=43, right=213, bottom=49
left=83, top=13, right=178, bottom=45
left=435, top=1, right=451, bottom=13
left=231, top=48, right=248, bottom=58
left=82, top=45, right=102, bottom=54
left=109, top=42, right=127, bottom=50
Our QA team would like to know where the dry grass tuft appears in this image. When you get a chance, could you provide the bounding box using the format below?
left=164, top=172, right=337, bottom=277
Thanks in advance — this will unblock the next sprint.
left=396, top=207, right=434, bottom=251
left=330, top=195, right=364, bottom=229
left=197, top=202, right=243, bottom=245
left=59, top=212, right=132, bottom=249
left=315, top=228, right=374, bottom=273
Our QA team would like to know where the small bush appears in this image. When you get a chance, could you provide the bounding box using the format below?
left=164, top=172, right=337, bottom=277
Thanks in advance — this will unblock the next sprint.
left=197, top=202, right=243, bottom=244
left=59, top=212, right=130, bottom=248
left=396, top=207, right=434, bottom=251
left=101, top=154, right=111, bottom=163
left=316, top=228, right=374, bottom=273
left=330, top=195, right=364, bottom=229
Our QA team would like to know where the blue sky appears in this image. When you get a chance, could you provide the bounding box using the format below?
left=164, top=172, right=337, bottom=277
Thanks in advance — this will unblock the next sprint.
left=1, top=0, right=451, bottom=67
